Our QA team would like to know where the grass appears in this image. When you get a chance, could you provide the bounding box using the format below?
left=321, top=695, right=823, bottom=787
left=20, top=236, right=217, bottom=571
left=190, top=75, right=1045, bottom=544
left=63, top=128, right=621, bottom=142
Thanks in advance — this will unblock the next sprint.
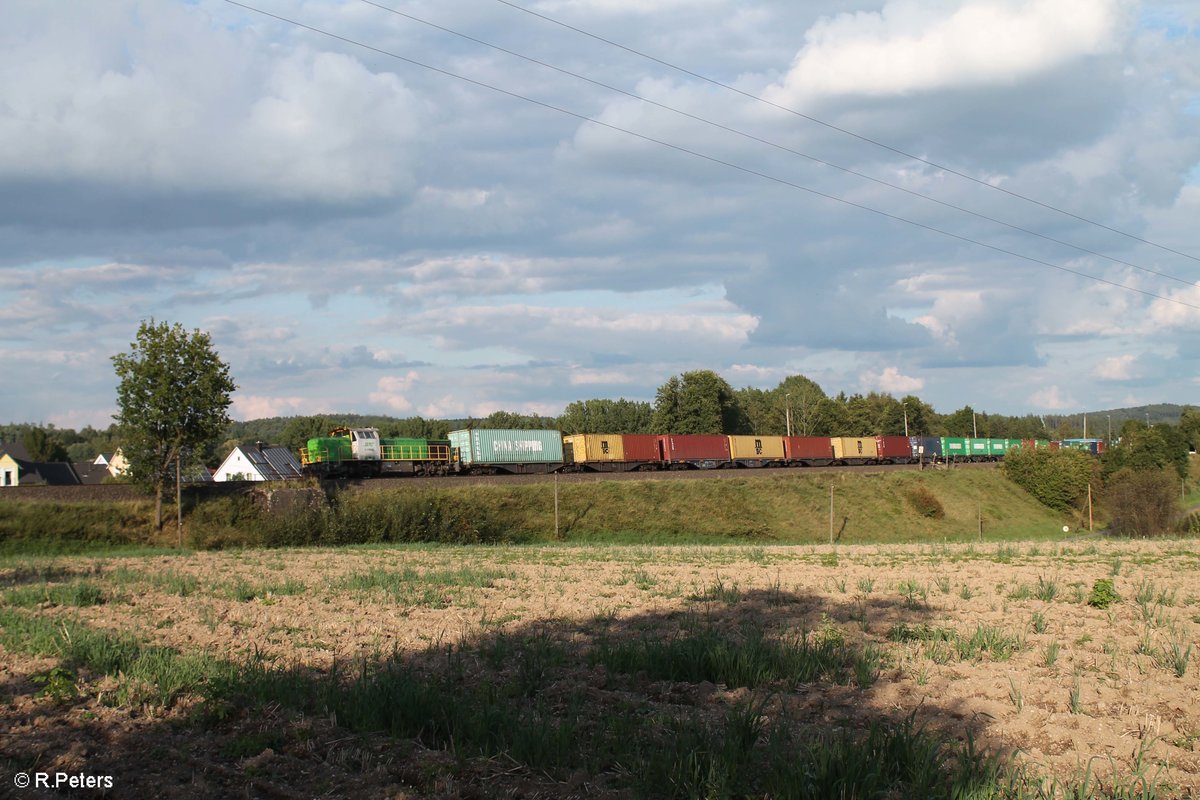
left=1, top=468, right=1074, bottom=554
left=888, top=622, right=1025, bottom=662
left=3, top=580, right=108, bottom=608
left=330, top=565, right=511, bottom=607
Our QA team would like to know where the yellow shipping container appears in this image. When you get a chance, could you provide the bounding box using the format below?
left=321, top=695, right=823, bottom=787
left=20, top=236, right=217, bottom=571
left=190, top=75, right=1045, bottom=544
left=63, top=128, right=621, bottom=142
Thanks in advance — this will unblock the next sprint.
left=726, top=436, right=786, bottom=460
left=831, top=437, right=878, bottom=460
left=564, top=433, right=625, bottom=463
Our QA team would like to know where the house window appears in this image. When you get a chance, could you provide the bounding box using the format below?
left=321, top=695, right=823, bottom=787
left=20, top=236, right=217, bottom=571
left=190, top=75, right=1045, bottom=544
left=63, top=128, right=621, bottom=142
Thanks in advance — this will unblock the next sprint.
left=3, top=470, right=12, bottom=486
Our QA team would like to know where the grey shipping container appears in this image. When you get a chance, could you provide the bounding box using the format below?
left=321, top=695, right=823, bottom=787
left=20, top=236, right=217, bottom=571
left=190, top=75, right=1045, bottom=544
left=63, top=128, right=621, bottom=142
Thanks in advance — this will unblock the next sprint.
left=449, top=429, right=564, bottom=465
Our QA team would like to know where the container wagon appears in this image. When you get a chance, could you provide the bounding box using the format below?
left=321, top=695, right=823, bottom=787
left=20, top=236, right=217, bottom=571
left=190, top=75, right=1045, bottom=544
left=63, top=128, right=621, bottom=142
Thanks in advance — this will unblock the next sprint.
left=727, top=435, right=786, bottom=468
left=831, top=437, right=878, bottom=465
left=448, top=428, right=565, bottom=474
left=658, top=434, right=731, bottom=469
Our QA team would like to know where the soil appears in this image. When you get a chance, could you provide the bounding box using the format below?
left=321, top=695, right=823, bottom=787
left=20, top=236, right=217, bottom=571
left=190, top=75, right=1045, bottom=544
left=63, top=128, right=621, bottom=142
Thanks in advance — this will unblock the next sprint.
left=2, top=538, right=1198, bottom=798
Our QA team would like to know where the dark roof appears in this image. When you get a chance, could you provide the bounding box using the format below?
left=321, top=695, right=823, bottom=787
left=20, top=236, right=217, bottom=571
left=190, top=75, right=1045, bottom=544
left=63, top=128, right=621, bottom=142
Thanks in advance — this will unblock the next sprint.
left=241, top=445, right=304, bottom=481
left=8, top=459, right=82, bottom=486
left=72, top=462, right=110, bottom=485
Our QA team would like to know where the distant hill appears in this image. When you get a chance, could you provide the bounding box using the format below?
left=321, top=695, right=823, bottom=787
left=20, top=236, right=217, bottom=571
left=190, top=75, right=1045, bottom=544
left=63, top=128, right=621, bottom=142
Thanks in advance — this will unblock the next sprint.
left=1039, top=404, right=1189, bottom=438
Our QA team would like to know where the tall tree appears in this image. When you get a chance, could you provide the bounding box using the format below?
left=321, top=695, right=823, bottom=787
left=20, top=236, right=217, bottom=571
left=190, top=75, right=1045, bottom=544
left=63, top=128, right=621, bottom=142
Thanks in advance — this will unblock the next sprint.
left=22, top=426, right=68, bottom=461
left=559, top=398, right=653, bottom=434
left=776, top=375, right=829, bottom=436
left=652, top=371, right=749, bottom=434
left=112, top=320, right=236, bottom=533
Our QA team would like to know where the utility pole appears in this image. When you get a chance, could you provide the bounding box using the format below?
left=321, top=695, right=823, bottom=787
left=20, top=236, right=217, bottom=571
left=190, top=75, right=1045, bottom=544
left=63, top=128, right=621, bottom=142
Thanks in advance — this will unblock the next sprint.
left=1088, top=484, right=1093, bottom=532
left=829, top=485, right=834, bottom=545
left=176, top=451, right=183, bottom=549
left=972, top=412, right=977, bottom=438
left=903, top=402, right=909, bottom=437
left=785, top=393, right=792, bottom=437
left=554, top=472, right=560, bottom=539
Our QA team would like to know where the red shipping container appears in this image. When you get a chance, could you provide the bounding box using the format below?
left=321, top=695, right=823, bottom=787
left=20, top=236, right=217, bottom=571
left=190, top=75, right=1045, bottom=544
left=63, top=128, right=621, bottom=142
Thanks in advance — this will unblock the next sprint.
left=620, top=434, right=662, bottom=465
left=875, top=436, right=913, bottom=461
left=784, top=437, right=835, bottom=461
left=658, top=434, right=731, bottom=465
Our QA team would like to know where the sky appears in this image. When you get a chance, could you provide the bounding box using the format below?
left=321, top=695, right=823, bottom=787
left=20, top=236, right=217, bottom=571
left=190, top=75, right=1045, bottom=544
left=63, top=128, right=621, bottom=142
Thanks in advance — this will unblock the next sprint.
left=1, top=0, right=1198, bottom=429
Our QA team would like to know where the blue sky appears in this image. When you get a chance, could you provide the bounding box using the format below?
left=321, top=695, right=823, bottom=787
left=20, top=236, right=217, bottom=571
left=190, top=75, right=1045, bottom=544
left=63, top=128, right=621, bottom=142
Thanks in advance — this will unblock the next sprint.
left=1, top=0, right=1198, bottom=428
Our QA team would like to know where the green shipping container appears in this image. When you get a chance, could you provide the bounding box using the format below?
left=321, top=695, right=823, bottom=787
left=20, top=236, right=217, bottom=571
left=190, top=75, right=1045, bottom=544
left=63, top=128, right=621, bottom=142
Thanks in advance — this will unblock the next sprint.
left=941, top=437, right=969, bottom=459
left=449, top=429, right=564, bottom=465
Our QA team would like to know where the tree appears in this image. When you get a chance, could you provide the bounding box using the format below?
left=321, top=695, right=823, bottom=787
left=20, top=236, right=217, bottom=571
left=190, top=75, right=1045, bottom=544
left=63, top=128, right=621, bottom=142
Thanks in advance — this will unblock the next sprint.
left=559, top=398, right=653, bottom=434
left=651, top=371, right=749, bottom=434
left=776, top=375, right=829, bottom=436
left=1003, top=446, right=1096, bottom=513
left=22, top=426, right=68, bottom=461
left=1105, top=468, right=1181, bottom=537
left=1179, top=406, right=1200, bottom=452
left=112, top=320, right=236, bottom=533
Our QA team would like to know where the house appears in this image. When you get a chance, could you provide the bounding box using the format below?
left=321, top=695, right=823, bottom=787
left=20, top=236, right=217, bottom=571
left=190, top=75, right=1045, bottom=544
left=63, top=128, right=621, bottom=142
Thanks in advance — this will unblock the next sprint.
left=1, top=451, right=19, bottom=487
left=213, top=443, right=304, bottom=482
left=0, top=443, right=83, bottom=487
left=106, top=449, right=130, bottom=478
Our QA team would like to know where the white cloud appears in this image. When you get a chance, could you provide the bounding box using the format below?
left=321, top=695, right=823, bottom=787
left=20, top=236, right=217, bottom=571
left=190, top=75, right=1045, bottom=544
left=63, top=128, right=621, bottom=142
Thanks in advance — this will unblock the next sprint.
left=1029, top=385, right=1076, bottom=410
left=231, top=395, right=310, bottom=420
left=767, top=0, right=1121, bottom=102
left=368, top=372, right=421, bottom=413
left=1093, top=354, right=1137, bottom=380
left=0, top=2, right=421, bottom=203
left=861, top=366, right=925, bottom=394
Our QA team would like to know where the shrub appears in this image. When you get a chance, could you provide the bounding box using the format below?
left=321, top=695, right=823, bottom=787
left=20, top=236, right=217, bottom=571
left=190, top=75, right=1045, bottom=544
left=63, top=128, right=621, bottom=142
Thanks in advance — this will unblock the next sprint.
left=1003, top=447, right=1096, bottom=512
left=904, top=483, right=945, bottom=519
left=1104, top=467, right=1181, bottom=537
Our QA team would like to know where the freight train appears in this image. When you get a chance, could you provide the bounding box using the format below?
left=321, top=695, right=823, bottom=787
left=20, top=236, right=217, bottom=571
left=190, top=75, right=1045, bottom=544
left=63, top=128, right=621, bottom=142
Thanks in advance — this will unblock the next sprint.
left=299, top=427, right=1106, bottom=478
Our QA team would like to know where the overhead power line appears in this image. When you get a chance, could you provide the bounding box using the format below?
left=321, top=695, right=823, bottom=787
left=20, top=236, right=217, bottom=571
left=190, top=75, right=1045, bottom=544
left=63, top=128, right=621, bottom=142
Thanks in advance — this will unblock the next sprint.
left=494, top=0, right=1200, bottom=267
left=359, top=0, right=1193, bottom=288
left=220, top=0, right=1200, bottom=312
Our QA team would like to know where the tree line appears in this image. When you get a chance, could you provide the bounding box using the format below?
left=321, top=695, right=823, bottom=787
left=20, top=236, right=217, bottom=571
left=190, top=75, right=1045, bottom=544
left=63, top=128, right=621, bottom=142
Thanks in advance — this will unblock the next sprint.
left=6, top=368, right=1200, bottom=466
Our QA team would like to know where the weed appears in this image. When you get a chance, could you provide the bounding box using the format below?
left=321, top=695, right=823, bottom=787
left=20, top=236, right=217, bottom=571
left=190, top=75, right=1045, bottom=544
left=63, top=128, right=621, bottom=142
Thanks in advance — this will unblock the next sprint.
left=897, top=579, right=926, bottom=609
left=30, top=666, right=78, bottom=703
left=1007, top=678, right=1024, bottom=712
left=1087, top=579, right=1119, bottom=609
left=856, top=577, right=875, bottom=594
left=1044, top=641, right=1061, bottom=667
left=1155, top=638, right=1192, bottom=678
left=1035, top=575, right=1059, bottom=602
left=1007, top=583, right=1032, bottom=601
left=934, top=575, right=951, bottom=594
left=959, top=584, right=975, bottom=601
left=993, top=544, right=1018, bottom=564
left=1030, top=611, right=1047, bottom=634
left=1069, top=675, right=1083, bottom=714
left=690, top=578, right=742, bottom=605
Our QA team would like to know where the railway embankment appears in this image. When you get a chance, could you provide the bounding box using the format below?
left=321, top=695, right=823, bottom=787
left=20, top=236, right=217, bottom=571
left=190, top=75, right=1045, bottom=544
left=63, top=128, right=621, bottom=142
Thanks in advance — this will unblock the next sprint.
left=0, top=467, right=1077, bottom=554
